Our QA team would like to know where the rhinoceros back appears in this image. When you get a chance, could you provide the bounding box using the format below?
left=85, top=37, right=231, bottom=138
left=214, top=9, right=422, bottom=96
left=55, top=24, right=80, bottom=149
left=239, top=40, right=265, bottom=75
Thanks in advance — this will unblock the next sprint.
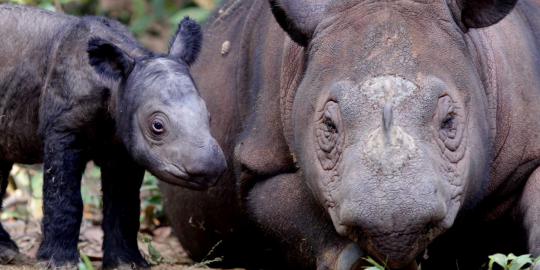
left=0, top=5, right=77, bottom=163
left=0, top=4, right=76, bottom=90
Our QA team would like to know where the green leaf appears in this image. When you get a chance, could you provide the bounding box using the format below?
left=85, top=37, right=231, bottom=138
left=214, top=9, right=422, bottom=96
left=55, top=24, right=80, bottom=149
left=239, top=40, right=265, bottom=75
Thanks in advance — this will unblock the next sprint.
left=150, top=0, right=165, bottom=19
left=79, top=252, right=95, bottom=270
left=364, top=267, right=383, bottom=270
left=1, top=210, right=27, bottom=220
left=38, top=2, right=55, bottom=11
left=363, top=257, right=385, bottom=270
left=148, top=240, right=163, bottom=264
left=489, top=254, right=509, bottom=270
left=30, top=172, right=43, bottom=198
left=130, top=15, right=155, bottom=35
left=509, top=254, right=533, bottom=270
left=170, top=7, right=211, bottom=24
left=147, top=195, right=162, bottom=205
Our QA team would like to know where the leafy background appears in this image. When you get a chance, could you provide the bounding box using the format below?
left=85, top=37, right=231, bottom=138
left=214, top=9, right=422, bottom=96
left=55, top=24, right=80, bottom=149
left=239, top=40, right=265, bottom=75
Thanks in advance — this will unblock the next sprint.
left=3, top=0, right=219, bottom=52
left=0, top=0, right=538, bottom=269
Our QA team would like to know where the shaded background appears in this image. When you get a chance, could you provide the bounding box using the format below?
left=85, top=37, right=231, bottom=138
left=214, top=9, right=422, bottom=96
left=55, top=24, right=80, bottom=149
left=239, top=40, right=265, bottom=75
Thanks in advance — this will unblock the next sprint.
left=0, top=0, right=232, bottom=269
left=4, top=0, right=219, bottom=52
left=1, top=1, right=536, bottom=270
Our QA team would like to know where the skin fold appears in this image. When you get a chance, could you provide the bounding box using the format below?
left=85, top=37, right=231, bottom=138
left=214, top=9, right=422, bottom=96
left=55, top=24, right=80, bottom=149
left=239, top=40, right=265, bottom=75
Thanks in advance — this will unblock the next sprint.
left=0, top=4, right=226, bottom=269
left=163, top=0, right=540, bottom=269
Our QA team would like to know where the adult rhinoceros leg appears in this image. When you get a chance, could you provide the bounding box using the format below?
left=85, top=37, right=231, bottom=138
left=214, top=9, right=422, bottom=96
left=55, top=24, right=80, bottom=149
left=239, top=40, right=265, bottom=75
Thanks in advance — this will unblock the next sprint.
left=247, top=173, right=363, bottom=270
left=521, top=168, right=540, bottom=268
left=0, top=161, right=18, bottom=264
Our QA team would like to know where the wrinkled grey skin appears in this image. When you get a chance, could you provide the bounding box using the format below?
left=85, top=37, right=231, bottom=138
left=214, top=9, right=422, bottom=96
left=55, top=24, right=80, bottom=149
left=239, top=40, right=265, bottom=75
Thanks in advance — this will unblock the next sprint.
left=0, top=5, right=225, bottom=189
left=0, top=4, right=226, bottom=268
left=162, top=0, right=540, bottom=269
left=119, top=58, right=226, bottom=188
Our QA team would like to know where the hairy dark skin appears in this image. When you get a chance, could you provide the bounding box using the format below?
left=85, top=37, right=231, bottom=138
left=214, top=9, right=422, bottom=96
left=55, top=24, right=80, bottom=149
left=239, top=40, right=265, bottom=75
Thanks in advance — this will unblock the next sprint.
left=161, top=0, right=540, bottom=269
left=0, top=4, right=226, bottom=269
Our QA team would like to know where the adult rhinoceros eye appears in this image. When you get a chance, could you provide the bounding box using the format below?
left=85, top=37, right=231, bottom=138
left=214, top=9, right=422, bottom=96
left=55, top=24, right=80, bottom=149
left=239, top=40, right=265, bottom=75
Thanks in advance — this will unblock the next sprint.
left=436, top=95, right=464, bottom=155
left=441, top=113, right=457, bottom=138
left=316, top=101, right=344, bottom=170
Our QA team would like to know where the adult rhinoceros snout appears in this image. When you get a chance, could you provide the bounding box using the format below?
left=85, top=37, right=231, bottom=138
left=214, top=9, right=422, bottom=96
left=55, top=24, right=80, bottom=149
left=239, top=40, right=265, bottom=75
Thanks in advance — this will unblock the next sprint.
left=334, top=189, right=447, bottom=268
left=338, top=224, right=438, bottom=269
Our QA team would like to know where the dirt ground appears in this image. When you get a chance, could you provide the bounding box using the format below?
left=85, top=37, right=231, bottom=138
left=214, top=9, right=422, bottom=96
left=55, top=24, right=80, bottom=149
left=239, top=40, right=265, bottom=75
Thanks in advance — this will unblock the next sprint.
left=2, top=219, right=242, bottom=270
left=0, top=165, right=243, bottom=270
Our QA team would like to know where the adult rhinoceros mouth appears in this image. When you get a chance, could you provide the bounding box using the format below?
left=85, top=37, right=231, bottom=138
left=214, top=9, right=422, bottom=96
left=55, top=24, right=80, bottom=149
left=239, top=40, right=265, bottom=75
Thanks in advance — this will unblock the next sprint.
left=347, top=226, right=442, bottom=269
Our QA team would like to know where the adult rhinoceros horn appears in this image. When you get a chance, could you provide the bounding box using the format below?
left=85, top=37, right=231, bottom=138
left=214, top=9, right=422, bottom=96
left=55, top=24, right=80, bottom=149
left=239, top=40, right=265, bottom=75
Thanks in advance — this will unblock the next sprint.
left=448, top=0, right=518, bottom=30
left=269, top=0, right=331, bottom=46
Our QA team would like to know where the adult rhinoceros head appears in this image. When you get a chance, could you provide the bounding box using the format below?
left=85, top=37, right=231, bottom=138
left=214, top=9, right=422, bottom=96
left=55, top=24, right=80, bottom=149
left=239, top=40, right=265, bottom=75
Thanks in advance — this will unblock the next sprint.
left=270, top=0, right=516, bottom=267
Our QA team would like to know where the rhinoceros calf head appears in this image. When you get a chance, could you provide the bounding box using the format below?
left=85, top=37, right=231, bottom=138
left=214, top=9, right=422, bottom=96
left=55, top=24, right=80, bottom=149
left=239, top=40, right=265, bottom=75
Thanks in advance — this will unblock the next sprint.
left=270, top=0, right=516, bottom=267
left=87, top=18, right=227, bottom=190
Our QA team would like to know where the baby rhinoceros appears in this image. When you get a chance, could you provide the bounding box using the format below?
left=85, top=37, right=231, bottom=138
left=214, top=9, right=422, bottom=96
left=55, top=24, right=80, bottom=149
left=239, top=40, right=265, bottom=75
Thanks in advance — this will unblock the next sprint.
left=0, top=4, right=226, bottom=269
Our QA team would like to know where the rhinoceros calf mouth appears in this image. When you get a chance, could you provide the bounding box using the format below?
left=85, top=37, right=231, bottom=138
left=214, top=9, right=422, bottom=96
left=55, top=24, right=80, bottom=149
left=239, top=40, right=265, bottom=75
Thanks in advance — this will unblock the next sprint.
left=152, top=165, right=214, bottom=190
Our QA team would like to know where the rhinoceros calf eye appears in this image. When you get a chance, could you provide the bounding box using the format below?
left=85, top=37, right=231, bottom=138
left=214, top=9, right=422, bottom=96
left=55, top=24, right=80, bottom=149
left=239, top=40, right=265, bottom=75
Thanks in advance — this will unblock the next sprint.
left=148, top=114, right=168, bottom=138
left=152, top=121, right=164, bottom=134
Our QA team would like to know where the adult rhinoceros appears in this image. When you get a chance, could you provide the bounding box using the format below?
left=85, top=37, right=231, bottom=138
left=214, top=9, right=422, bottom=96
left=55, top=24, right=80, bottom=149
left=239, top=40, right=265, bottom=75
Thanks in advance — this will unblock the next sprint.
left=160, top=0, right=540, bottom=269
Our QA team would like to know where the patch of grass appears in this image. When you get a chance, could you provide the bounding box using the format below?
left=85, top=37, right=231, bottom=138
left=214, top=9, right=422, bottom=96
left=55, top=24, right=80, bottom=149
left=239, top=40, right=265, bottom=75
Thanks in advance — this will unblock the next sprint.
left=140, top=174, right=165, bottom=228
left=141, top=234, right=165, bottom=265
left=78, top=251, right=96, bottom=270
left=188, top=241, right=223, bottom=269
left=358, top=254, right=540, bottom=270
left=363, top=257, right=387, bottom=270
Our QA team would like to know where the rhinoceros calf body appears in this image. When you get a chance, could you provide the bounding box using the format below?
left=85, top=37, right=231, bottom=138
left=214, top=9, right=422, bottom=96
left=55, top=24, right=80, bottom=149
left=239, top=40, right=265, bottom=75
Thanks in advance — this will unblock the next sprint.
left=0, top=4, right=226, bottom=268
left=162, top=0, right=540, bottom=269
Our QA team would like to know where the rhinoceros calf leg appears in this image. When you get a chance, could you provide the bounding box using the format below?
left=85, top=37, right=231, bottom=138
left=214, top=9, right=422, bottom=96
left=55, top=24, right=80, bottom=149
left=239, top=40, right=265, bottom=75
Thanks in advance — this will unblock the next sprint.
left=36, top=134, right=88, bottom=267
left=521, top=168, right=540, bottom=263
left=97, top=147, right=149, bottom=270
left=0, top=161, right=18, bottom=264
left=247, top=173, right=363, bottom=270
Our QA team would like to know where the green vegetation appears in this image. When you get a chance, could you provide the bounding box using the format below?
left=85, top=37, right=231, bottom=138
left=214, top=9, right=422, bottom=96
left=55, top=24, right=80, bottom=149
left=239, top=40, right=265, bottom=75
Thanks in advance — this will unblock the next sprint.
left=0, top=1, right=537, bottom=270
left=78, top=251, right=95, bottom=270
left=2, top=0, right=219, bottom=52
left=4, top=164, right=166, bottom=231
left=361, top=254, right=540, bottom=270
left=363, top=257, right=387, bottom=270
left=488, top=254, right=540, bottom=270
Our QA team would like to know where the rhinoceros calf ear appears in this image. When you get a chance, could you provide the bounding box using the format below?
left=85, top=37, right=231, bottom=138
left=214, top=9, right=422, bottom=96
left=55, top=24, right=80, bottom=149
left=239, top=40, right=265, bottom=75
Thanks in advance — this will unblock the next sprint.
left=450, top=0, right=517, bottom=30
left=169, top=17, right=202, bottom=65
left=269, top=0, right=330, bottom=47
left=87, top=38, right=134, bottom=80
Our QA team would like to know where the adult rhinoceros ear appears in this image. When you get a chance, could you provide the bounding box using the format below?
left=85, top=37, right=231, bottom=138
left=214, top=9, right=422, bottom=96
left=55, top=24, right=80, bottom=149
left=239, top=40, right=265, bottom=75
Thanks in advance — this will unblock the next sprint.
left=169, top=17, right=202, bottom=65
left=269, top=0, right=331, bottom=47
left=88, top=38, right=134, bottom=80
left=449, top=0, right=517, bottom=30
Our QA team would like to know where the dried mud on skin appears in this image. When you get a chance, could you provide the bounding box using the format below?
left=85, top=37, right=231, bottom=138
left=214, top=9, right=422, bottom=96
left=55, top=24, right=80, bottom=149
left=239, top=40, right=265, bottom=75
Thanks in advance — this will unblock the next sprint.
left=2, top=220, right=243, bottom=270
